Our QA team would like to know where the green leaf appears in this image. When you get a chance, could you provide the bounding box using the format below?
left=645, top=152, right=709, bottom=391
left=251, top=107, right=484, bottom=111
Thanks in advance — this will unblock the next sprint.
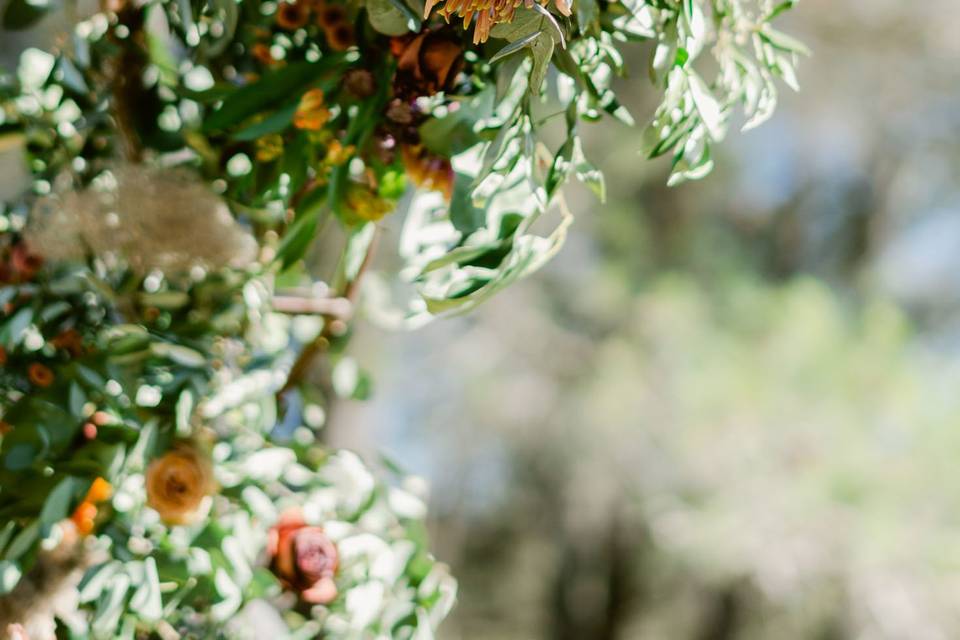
left=38, top=476, right=76, bottom=529
left=211, top=568, right=242, bottom=621
left=0, top=522, right=16, bottom=556
left=343, top=222, right=376, bottom=282
left=68, top=382, right=86, bottom=418
left=0, top=561, right=22, bottom=594
left=490, top=30, right=544, bottom=65
left=576, top=0, right=598, bottom=35
left=760, top=26, right=812, bottom=56
left=231, top=101, right=297, bottom=142
left=276, top=204, right=322, bottom=270
left=78, top=561, right=122, bottom=603
left=367, top=0, right=417, bottom=35
left=686, top=70, right=725, bottom=141
left=0, top=307, right=33, bottom=346
left=92, top=571, right=131, bottom=638
left=3, top=521, right=39, bottom=562
left=203, top=59, right=337, bottom=133
left=2, top=0, right=49, bottom=30
left=489, top=7, right=541, bottom=41
left=421, top=201, right=573, bottom=315
left=419, top=89, right=493, bottom=157
left=488, top=7, right=561, bottom=95
left=176, top=389, right=195, bottom=437
left=150, top=342, right=207, bottom=368
left=145, top=5, right=179, bottom=87
left=130, top=558, right=163, bottom=621
left=528, top=31, right=556, bottom=95
left=450, top=172, right=486, bottom=235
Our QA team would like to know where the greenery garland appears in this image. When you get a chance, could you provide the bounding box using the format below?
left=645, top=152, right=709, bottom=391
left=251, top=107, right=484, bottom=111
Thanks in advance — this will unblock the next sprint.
left=0, top=0, right=802, bottom=636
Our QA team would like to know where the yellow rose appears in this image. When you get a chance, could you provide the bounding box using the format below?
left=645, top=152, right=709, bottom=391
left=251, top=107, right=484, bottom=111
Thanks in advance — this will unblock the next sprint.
left=146, top=446, right=215, bottom=525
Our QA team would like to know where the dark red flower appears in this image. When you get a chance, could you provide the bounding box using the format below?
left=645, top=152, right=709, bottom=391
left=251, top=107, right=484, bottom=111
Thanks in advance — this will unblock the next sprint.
left=268, top=508, right=339, bottom=604
left=392, top=29, right=464, bottom=100
left=9, top=243, right=42, bottom=282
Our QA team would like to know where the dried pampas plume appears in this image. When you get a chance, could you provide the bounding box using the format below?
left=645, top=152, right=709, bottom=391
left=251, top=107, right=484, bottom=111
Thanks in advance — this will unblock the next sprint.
left=0, top=524, right=95, bottom=640
left=26, top=166, right=258, bottom=275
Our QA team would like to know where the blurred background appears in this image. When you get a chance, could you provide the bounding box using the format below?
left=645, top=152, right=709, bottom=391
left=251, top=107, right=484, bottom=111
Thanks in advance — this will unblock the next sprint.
left=7, top=0, right=960, bottom=637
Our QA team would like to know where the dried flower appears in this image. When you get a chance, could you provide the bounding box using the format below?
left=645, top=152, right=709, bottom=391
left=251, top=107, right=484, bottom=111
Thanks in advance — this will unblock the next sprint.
left=251, top=43, right=276, bottom=66
left=25, top=166, right=258, bottom=276
left=324, top=140, right=355, bottom=166
left=27, top=363, right=54, bottom=388
left=50, top=329, right=84, bottom=358
left=315, top=2, right=347, bottom=28
left=268, top=508, right=339, bottom=604
left=392, top=30, right=463, bottom=98
left=146, top=445, right=215, bottom=525
left=424, top=0, right=570, bottom=44
left=402, top=144, right=455, bottom=200
left=256, top=134, right=285, bottom=162
left=0, top=521, right=92, bottom=637
left=344, top=183, right=394, bottom=221
left=293, top=89, right=332, bottom=131
left=324, top=23, right=356, bottom=51
left=385, top=98, right=416, bottom=125
left=276, top=0, right=311, bottom=29
left=343, top=69, right=375, bottom=99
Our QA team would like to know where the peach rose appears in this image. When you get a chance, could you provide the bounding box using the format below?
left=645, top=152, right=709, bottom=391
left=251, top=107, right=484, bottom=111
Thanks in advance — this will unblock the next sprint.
left=268, top=508, right=339, bottom=604
left=146, top=446, right=215, bottom=525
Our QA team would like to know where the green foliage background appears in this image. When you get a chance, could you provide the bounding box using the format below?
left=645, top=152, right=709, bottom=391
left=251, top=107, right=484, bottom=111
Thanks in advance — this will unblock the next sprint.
left=326, top=1, right=960, bottom=638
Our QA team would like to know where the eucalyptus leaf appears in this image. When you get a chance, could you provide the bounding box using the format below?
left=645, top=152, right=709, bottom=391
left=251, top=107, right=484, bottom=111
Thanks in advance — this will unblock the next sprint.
left=367, top=0, right=416, bottom=35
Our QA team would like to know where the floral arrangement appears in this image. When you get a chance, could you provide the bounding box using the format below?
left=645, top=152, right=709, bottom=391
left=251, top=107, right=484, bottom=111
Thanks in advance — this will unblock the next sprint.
left=0, top=0, right=802, bottom=636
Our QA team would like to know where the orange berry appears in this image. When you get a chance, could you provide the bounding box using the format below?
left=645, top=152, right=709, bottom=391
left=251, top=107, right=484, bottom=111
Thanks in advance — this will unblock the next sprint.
left=27, top=362, right=54, bottom=387
left=86, top=477, right=113, bottom=503
left=71, top=501, right=98, bottom=535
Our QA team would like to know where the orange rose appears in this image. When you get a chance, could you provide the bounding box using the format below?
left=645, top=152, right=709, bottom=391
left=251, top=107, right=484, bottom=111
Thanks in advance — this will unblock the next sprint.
left=27, top=363, right=54, bottom=387
left=146, top=446, right=215, bottom=525
left=268, top=508, right=339, bottom=604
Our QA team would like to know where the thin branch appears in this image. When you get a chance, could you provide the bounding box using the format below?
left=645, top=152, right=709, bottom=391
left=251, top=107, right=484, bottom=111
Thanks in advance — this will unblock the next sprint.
left=276, top=226, right=380, bottom=398
left=106, top=4, right=147, bottom=163
left=272, top=295, right=352, bottom=317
